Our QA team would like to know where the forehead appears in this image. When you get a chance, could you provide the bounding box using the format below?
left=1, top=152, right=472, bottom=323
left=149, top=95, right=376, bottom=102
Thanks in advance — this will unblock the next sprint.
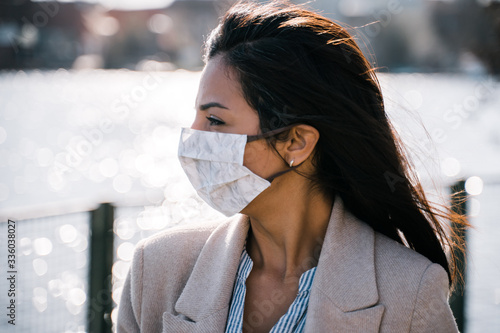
left=195, top=55, right=245, bottom=108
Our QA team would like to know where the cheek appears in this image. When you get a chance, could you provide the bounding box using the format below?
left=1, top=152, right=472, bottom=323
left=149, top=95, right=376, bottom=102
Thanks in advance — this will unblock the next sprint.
left=243, top=142, right=276, bottom=178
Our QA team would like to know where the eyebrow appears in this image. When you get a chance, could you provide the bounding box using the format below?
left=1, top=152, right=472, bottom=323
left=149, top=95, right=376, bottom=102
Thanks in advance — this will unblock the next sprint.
left=197, top=102, right=229, bottom=111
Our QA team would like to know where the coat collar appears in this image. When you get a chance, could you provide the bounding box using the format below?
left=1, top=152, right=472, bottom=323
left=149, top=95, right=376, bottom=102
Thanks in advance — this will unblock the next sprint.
left=310, top=196, right=379, bottom=311
left=165, top=196, right=383, bottom=332
left=304, top=196, right=384, bottom=332
left=170, top=213, right=249, bottom=331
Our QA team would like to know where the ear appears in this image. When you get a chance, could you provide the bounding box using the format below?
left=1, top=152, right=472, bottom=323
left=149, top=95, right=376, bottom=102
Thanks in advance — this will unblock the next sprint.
left=283, top=124, right=319, bottom=167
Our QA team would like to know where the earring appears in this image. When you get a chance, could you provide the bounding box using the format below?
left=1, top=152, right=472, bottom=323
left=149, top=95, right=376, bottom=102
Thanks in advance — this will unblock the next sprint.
left=289, top=159, right=294, bottom=167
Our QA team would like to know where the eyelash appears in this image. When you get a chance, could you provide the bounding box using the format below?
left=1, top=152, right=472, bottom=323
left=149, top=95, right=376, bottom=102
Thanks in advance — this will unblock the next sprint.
left=206, top=116, right=225, bottom=126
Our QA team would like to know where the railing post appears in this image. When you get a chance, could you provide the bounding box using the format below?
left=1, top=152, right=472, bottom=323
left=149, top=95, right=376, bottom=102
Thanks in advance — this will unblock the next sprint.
left=449, top=180, right=467, bottom=333
left=88, top=203, right=114, bottom=333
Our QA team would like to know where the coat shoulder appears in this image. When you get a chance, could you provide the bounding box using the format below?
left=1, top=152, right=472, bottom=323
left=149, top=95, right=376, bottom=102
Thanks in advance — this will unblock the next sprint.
left=138, top=219, right=222, bottom=261
left=373, top=231, right=440, bottom=295
left=373, top=232, right=455, bottom=332
left=374, top=231, right=434, bottom=274
left=117, top=217, right=234, bottom=332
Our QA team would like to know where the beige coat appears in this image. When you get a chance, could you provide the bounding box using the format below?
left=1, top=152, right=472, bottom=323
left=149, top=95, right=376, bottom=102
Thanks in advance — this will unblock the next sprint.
left=117, top=197, right=459, bottom=332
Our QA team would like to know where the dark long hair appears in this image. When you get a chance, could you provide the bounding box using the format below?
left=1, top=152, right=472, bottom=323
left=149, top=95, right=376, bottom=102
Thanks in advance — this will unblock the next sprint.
left=204, top=0, right=465, bottom=287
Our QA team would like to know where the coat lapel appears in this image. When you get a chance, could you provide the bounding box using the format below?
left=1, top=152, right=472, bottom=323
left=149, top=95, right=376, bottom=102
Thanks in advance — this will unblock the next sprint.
left=305, top=197, right=384, bottom=332
left=163, top=214, right=250, bottom=332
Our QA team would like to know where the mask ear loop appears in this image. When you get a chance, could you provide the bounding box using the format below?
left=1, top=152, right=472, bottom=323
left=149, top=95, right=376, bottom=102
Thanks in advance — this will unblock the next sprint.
left=246, top=124, right=296, bottom=143
left=246, top=124, right=303, bottom=182
left=266, top=144, right=304, bottom=182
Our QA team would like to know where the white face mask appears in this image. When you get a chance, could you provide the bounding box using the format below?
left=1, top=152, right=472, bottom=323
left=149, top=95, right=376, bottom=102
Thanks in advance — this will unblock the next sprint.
left=177, top=127, right=293, bottom=217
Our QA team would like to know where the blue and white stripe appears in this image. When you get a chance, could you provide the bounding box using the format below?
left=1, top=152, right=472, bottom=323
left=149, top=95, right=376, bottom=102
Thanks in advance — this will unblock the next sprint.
left=225, top=246, right=317, bottom=333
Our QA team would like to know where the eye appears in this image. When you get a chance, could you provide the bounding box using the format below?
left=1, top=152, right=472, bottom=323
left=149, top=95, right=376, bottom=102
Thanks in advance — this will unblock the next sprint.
left=206, top=115, right=225, bottom=126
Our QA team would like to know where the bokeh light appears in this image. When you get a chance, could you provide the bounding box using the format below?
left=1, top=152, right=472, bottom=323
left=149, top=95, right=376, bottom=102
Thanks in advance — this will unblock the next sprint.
left=148, top=14, right=173, bottom=34
left=59, top=224, right=78, bottom=244
left=113, top=174, right=133, bottom=193
left=68, top=288, right=86, bottom=306
left=48, top=279, right=64, bottom=298
left=20, top=237, right=32, bottom=256
left=33, top=258, right=48, bottom=276
left=67, top=236, right=88, bottom=253
left=112, top=260, right=130, bottom=280
left=33, top=287, right=48, bottom=313
left=117, top=242, right=135, bottom=261
left=111, top=308, right=119, bottom=325
left=465, top=176, right=484, bottom=196
left=94, top=16, right=120, bottom=37
left=115, top=218, right=136, bottom=240
left=33, top=237, right=53, bottom=256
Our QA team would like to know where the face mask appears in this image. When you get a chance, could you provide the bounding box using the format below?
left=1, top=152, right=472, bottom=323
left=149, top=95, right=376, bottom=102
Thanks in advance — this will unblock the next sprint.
left=177, top=126, right=294, bottom=217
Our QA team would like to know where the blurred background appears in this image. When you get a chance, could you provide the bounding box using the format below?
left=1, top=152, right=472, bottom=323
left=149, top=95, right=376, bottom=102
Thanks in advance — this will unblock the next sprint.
left=0, top=0, right=499, bottom=332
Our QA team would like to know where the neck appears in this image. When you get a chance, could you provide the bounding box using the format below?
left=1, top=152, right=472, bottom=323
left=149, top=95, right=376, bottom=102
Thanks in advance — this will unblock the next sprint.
left=244, top=175, right=333, bottom=280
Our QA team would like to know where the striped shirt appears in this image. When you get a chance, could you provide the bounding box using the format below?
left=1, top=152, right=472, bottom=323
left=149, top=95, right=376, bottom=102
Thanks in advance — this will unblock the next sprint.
left=225, top=246, right=317, bottom=333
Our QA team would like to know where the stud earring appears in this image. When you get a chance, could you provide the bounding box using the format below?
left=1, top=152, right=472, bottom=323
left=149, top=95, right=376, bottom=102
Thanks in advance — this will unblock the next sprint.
left=289, top=159, right=294, bottom=168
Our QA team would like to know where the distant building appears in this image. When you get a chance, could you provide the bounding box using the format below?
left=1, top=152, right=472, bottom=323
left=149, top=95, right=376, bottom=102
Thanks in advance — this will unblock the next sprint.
left=84, top=0, right=228, bottom=70
left=297, top=0, right=499, bottom=74
left=0, top=1, right=86, bottom=69
left=0, top=0, right=234, bottom=70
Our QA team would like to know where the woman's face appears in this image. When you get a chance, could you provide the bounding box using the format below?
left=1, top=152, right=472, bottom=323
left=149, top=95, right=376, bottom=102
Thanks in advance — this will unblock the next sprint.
left=191, top=54, right=288, bottom=180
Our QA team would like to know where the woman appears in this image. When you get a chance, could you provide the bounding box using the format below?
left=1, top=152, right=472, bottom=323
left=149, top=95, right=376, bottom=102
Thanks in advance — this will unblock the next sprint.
left=117, top=1, right=464, bottom=332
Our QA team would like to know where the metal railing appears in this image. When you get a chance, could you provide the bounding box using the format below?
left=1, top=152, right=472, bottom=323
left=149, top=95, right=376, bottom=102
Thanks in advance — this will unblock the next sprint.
left=88, top=203, right=114, bottom=333
left=449, top=180, right=467, bottom=333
